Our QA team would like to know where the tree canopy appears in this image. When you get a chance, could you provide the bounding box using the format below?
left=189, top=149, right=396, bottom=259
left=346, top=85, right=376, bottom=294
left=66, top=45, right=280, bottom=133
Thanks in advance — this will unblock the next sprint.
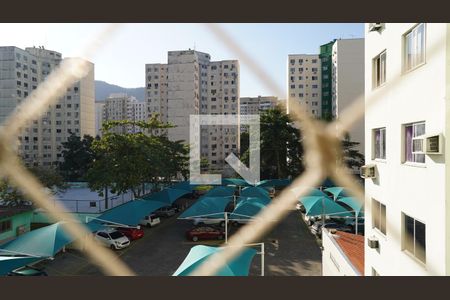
left=59, top=133, right=96, bottom=181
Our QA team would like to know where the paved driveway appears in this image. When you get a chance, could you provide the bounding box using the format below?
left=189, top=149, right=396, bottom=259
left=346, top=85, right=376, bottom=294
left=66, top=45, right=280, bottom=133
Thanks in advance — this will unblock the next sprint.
left=37, top=208, right=322, bottom=276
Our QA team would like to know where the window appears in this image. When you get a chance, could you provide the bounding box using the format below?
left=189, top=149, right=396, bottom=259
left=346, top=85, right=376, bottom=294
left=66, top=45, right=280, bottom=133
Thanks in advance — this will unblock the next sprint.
left=404, top=122, right=425, bottom=163
left=373, top=128, right=386, bottom=159
left=373, top=51, right=386, bottom=88
left=404, top=23, right=426, bottom=72
left=403, top=213, right=426, bottom=264
left=312, top=59, right=317, bottom=63
left=372, top=199, right=386, bottom=235
left=0, top=220, right=12, bottom=233
left=90, top=201, right=97, bottom=208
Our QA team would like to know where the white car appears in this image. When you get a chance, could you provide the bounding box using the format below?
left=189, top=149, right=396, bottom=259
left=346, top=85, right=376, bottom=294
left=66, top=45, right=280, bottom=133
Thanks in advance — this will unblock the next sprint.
left=94, top=228, right=130, bottom=250
left=139, top=213, right=161, bottom=227
left=193, top=218, right=226, bottom=227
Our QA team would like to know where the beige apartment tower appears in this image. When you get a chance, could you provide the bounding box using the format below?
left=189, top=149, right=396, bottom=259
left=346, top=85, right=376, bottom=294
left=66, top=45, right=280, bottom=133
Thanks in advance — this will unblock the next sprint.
left=146, top=50, right=240, bottom=174
left=0, top=46, right=95, bottom=167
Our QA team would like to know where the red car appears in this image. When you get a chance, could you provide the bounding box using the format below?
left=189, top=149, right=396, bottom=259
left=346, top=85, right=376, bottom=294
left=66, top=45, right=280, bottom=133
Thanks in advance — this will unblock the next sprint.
left=186, top=226, right=225, bottom=242
left=117, top=227, right=144, bottom=241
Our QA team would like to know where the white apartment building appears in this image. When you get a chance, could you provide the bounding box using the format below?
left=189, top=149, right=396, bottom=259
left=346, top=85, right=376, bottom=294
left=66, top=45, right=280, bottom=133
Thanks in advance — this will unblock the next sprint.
left=364, top=23, right=450, bottom=275
left=0, top=46, right=95, bottom=167
left=102, top=93, right=147, bottom=134
left=331, top=38, right=365, bottom=154
left=239, top=96, right=278, bottom=132
left=287, top=54, right=322, bottom=117
left=146, top=50, right=240, bottom=174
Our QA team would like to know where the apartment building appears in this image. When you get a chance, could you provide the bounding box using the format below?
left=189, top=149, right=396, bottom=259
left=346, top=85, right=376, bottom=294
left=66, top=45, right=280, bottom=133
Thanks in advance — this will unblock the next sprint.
left=320, top=40, right=335, bottom=120
left=146, top=50, right=240, bottom=174
left=95, top=102, right=104, bottom=137
left=287, top=54, right=322, bottom=117
left=102, top=93, right=147, bottom=134
left=364, top=23, right=450, bottom=275
left=239, top=96, right=278, bottom=132
left=0, top=46, right=95, bottom=167
left=331, top=38, right=365, bottom=154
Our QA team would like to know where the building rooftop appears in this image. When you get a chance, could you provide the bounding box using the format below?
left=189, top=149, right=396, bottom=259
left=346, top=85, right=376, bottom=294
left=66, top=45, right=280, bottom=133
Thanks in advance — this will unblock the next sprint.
left=330, top=230, right=364, bottom=275
left=0, top=206, right=33, bottom=220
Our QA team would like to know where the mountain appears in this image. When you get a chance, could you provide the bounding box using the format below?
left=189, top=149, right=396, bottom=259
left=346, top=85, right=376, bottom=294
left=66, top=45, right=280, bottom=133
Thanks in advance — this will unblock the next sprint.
left=95, top=80, right=145, bottom=102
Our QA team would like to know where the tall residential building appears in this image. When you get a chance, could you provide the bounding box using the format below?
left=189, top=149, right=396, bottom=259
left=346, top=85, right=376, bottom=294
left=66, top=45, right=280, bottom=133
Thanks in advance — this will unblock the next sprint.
left=239, top=96, right=278, bottom=132
left=320, top=40, right=335, bottom=120
left=102, top=93, right=147, bottom=134
left=364, top=23, right=449, bottom=275
left=331, top=38, right=365, bottom=155
left=287, top=54, right=322, bottom=117
left=146, top=50, right=240, bottom=174
left=0, top=46, right=95, bottom=167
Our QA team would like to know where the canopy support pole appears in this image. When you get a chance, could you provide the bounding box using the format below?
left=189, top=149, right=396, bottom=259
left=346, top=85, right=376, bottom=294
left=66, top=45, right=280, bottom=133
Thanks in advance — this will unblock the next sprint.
left=261, top=243, right=265, bottom=276
left=225, top=212, right=228, bottom=244
left=355, top=211, right=358, bottom=235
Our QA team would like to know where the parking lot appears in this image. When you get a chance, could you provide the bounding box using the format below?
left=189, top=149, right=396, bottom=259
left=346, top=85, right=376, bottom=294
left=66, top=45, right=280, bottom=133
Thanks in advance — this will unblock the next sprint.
left=35, top=203, right=322, bottom=276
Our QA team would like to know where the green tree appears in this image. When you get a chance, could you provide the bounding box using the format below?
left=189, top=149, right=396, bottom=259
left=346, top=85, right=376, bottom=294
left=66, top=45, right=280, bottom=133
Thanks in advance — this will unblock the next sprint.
left=340, top=134, right=365, bottom=170
left=0, top=166, right=67, bottom=207
left=59, top=133, right=96, bottom=181
left=240, top=131, right=249, bottom=155
left=86, top=117, right=188, bottom=199
left=241, top=107, right=304, bottom=179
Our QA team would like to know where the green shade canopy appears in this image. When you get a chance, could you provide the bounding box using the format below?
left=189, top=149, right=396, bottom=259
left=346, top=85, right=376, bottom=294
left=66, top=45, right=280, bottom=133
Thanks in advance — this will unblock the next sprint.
left=240, top=187, right=270, bottom=200
left=256, top=179, right=291, bottom=188
left=173, top=245, right=257, bottom=276
left=142, top=188, right=191, bottom=204
left=324, top=187, right=348, bottom=199
left=0, top=256, right=45, bottom=275
left=179, top=196, right=233, bottom=219
left=204, top=186, right=236, bottom=197
left=96, top=199, right=167, bottom=226
left=171, top=181, right=196, bottom=192
left=0, top=222, right=73, bottom=257
left=301, top=196, right=353, bottom=217
left=229, top=197, right=270, bottom=220
left=291, top=186, right=328, bottom=198
left=337, top=197, right=364, bottom=216
left=222, top=178, right=251, bottom=187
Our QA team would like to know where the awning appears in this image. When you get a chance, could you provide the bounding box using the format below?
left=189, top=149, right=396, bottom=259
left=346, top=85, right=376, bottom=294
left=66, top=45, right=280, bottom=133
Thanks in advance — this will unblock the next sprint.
left=173, top=245, right=257, bottom=276
left=256, top=179, right=291, bottom=188
left=301, top=196, right=353, bottom=217
left=337, top=197, right=364, bottom=216
left=204, top=186, right=236, bottom=197
left=0, top=256, right=46, bottom=275
left=0, top=222, right=73, bottom=257
left=229, top=197, right=270, bottom=220
left=179, top=196, right=233, bottom=219
left=170, top=181, right=196, bottom=192
left=291, top=186, right=328, bottom=198
left=95, top=199, right=167, bottom=227
left=142, top=188, right=190, bottom=204
left=324, top=187, right=348, bottom=199
left=240, top=187, right=270, bottom=199
left=222, top=178, right=250, bottom=187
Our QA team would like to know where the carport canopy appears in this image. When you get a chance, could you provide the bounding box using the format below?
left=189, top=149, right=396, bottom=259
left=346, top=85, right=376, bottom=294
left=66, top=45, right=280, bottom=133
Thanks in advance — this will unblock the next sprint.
left=0, top=256, right=46, bottom=275
left=229, top=197, right=270, bottom=220
left=142, top=188, right=191, bottom=204
left=179, top=196, right=233, bottom=219
left=240, top=186, right=270, bottom=199
left=337, top=197, right=364, bottom=217
left=204, top=186, right=236, bottom=197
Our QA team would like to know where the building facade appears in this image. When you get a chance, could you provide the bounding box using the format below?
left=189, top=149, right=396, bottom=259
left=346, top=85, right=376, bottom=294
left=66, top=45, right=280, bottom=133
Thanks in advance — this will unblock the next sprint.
left=239, top=96, right=278, bottom=132
left=287, top=54, right=322, bottom=117
left=0, top=46, right=95, bottom=167
left=102, top=93, right=147, bottom=134
left=331, top=38, right=365, bottom=154
left=364, top=23, right=450, bottom=275
left=95, top=102, right=104, bottom=137
left=320, top=40, right=335, bottom=120
left=146, top=50, right=240, bottom=174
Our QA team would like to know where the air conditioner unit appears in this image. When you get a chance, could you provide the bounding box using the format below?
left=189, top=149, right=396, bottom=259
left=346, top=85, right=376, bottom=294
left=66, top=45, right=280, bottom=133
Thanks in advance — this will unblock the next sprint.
left=412, top=135, right=425, bottom=154
left=360, top=164, right=376, bottom=179
left=425, top=133, right=443, bottom=154
left=368, top=237, right=379, bottom=249
left=369, top=23, right=384, bottom=32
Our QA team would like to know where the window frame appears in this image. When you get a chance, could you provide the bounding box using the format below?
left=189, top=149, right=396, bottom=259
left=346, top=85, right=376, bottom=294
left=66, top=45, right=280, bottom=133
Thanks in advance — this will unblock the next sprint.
left=402, top=213, right=426, bottom=264
left=372, top=127, right=386, bottom=160
left=403, top=121, right=426, bottom=165
left=372, top=199, right=386, bottom=235
left=403, top=23, right=426, bottom=73
left=372, top=50, right=387, bottom=89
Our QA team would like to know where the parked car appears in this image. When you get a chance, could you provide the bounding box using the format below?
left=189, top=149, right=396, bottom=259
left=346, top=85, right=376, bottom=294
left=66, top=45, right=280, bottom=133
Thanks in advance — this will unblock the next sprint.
left=186, top=226, right=225, bottom=242
left=155, top=206, right=177, bottom=218
left=94, top=228, right=130, bottom=250
left=117, top=226, right=144, bottom=241
left=310, top=221, right=353, bottom=237
left=193, top=218, right=226, bottom=227
left=139, top=213, right=161, bottom=228
left=8, top=266, right=48, bottom=276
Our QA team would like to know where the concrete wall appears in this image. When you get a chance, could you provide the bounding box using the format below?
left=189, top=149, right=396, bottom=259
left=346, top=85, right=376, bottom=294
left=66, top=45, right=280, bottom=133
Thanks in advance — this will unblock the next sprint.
left=0, top=211, right=33, bottom=245
left=364, top=23, right=448, bottom=275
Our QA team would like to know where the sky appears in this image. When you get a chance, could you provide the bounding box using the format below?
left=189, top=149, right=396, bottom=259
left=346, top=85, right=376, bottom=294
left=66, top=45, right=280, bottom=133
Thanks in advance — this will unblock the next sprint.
left=0, top=23, right=364, bottom=98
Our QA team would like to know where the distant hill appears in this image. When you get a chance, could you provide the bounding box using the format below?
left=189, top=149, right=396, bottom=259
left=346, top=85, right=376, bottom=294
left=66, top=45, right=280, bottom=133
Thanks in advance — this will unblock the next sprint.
left=95, top=80, right=145, bottom=102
